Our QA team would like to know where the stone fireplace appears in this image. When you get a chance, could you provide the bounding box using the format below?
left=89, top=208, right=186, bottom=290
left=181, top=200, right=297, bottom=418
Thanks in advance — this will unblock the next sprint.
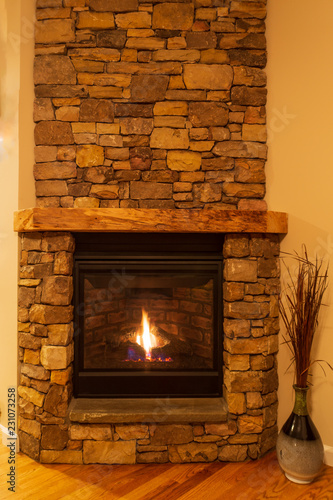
left=14, top=0, right=288, bottom=464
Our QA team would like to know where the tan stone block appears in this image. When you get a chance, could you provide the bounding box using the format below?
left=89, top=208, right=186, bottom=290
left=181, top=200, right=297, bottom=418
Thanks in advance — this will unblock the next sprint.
left=150, top=424, right=192, bottom=445
left=189, top=102, right=228, bottom=127
left=218, top=445, right=247, bottom=462
left=242, top=124, right=267, bottom=142
left=18, top=322, right=30, bottom=333
left=57, top=146, right=76, bottom=162
left=76, top=145, right=104, bottom=168
left=238, top=414, right=264, bottom=434
left=244, top=106, right=266, bottom=124
left=193, top=183, right=221, bottom=202
left=150, top=128, right=189, bottom=149
left=120, top=118, right=154, bottom=135
left=41, top=276, right=73, bottom=306
left=83, top=440, right=136, bottom=464
left=168, top=75, right=185, bottom=90
left=99, top=135, right=123, bottom=147
left=137, top=451, right=168, bottom=464
left=34, top=162, right=76, bottom=180
left=224, top=368, right=263, bottom=393
left=184, top=64, right=233, bottom=90
left=51, top=366, right=72, bottom=385
left=130, top=182, right=172, bottom=200
left=131, top=75, right=169, bottom=102
left=29, top=304, right=73, bottom=324
left=154, top=102, right=188, bottom=116
left=18, top=386, right=45, bottom=407
left=232, top=86, right=267, bottom=106
left=80, top=99, right=114, bottom=122
left=205, top=421, right=237, bottom=436
left=42, top=232, right=74, bottom=252
left=126, top=38, right=165, bottom=50
left=54, top=252, right=73, bottom=276
left=168, top=37, right=187, bottom=50
left=190, top=128, right=208, bottom=141
left=223, top=282, right=245, bottom=302
left=41, top=424, right=68, bottom=450
left=40, top=344, right=73, bottom=370
left=223, top=182, right=265, bottom=198
left=213, top=141, right=267, bottom=159
left=35, top=146, right=58, bottom=163
left=154, top=116, right=186, bottom=128
left=169, top=443, right=217, bottom=463
left=90, top=185, right=119, bottom=199
left=35, top=121, right=74, bottom=146
left=40, top=450, right=82, bottom=464
left=115, top=425, right=149, bottom=440
left=224, top=352, right=250, bottom=371
left=74, top=197, right=100, bottom=208
left=34, top=56, right=75, bottom=86
left=107, top=61, right=182, bottom=75
left=247, top=392, right=263, bottom=409
left=35, top=180, right=68, bottom=197
left=115, top=12, right=151, bottom=29
left=189, top=141, right=214, bottom=152
left=233, top=66, right=266, bottom=87
left=70, top=424, right=112, bottom=441
left=35, top=19, right=75, bottom=44
left=167, top=150, right=201, bottom=171
left=24, top=349, right=40, bottom=365
left=200, top=49, right=229, bottom=64
left=153, top=3, right=194, bottom=30
left=127, top=29, right=154, bottom=38
left=230, top=1, right=266, bottom=20
left=224, top=259, right=257, bottom=282
left=224, top=301, right=269, bottom=320
left=34, top=98, right=55, bottom=121
left=77, top=11, right=114, bottom=29
left=226, top=392, right=246, bottom=415
left=55, top=106, right=79, bottom=122
left=153, top=50, right=200, bottom=63
left=19, top=417, right=41, bottom=440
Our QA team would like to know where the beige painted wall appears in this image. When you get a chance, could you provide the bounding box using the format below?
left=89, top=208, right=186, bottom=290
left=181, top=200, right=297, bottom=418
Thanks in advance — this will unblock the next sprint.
left=266, top=0, right=333, bottom=447
left=0, top=0, right=34, bottom=430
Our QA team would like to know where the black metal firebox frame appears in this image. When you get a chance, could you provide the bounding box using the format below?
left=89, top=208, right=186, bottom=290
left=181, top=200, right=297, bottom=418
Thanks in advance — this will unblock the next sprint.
left=73, top=233, right=224, bottom=398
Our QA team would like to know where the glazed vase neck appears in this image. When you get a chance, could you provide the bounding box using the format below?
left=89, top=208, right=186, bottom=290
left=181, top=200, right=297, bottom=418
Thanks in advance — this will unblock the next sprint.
left=293, top=385, right=309, bottom=416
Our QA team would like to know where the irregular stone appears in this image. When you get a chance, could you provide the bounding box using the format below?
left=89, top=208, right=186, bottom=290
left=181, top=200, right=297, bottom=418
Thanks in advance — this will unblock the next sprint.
left=90, top=185, right=119, bottom=199
left=169, top=443, right=217, bottom=463
left=153, top=3, right=194, bottom=30
left=97, top=30, right=127, bottom=49
left=42, top=232, right=74, bottom=252
left=115, top=12, right=151, bottom=29
left=226, top=393, right=246, bottom=415
left=233, top=66, right=266, bottom=87
left=184, top=64, right=233, bottom=90
left=223, top=282, right=245, bottom=302
left=35, top=85, right=88, bottom=99
left=18, top=386, right=45, bottom=407
left=186, top=32, right=217, bottom=50
left=35, top=121, right=74, bottom=145
left=19, top=333, right=42, bottom=350
left=137, top=452, right=169, bottom=464
left=224, top=301, right=269, bottom=320
left=35, top=180, right=67, bottom=197
left=19, top=431, right=40, bottom=461
left=193, top=183, right=221, bottom=203
left=115, top=103, right=153, bottom=118
left=225, top=336, right=278, bottom=356
left=24, top=349, right=40, bottom=365
left=150, top=425, right=193, bottom=445
left=34, top=162, right=76, bottom=180
left=35, top=19, right=75, bottom=44
left=40, top=450, right=82, bottom=464
left=201, top=158, right=234, bottom=171
left=107, top=61, right=181, bottom=75
left=232, top=86, right=267, bottom=106
left=18, top=287, right=35, bottom=308
left=224, top=319, right=251, bottom=339
left=131, top=75, right=169, bottom=102
left=76, top=145, right=104, bottom=168
left=40, top=344, right=73, bottom=370
left=19, top=417, right=40, bottom=441
left=80, top=99, right=114, bottom=123
left=83, top=441, right=136, bottom=465
left=153, top=50, right=200, bottom=62
left=41, top=425, right=68, bottom=450
left=219, top=445, right=248, bottom=462
left=205, top=421, right=237, bottom=436
left=44, top=384, right=70, bottom=417
left=213, top=141, right=267, bottom=159
left=115, top=425, right=149, bottom=440
left=51, top=366, right=72, bottom=385
left=230, top=2, right=266, bottom=20
left=189, top=102, right=228, bottom=127
left=77, top=12, right=115, bottom=30
left=90, top=0, right=138, bottom=12
left=34, top=98, right=55, bottom=121
left=238, top=415, right=264, bottom=434
left=68, top=48, right=120, bottom=62
left=167, top=150, right=201, bottom=171
left=34, top=56, right=75, bottom=85
left=41, top=276, right=73, bottom=305
left=150, top=128, right=189, bottom=149
left=120, top=118, right=154, bottom=135
left=229, top=49, right=266, bottom=68
left=70, top=424, right=112, bottom=441
left=224, top=369, right=263, bottom=393
left=21, top=363, right=50, bottom=381
left=223, top=183, right=265, bottom=198
left=130, top=182, right=172, bottom=200
left=224, top=259, right=257, bottom=282
left=30, top=304, right=73, bottom=324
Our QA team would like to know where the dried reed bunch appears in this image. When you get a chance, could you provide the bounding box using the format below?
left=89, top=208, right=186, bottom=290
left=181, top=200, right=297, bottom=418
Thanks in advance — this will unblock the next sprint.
left=279, top=247, right=330, bottom=388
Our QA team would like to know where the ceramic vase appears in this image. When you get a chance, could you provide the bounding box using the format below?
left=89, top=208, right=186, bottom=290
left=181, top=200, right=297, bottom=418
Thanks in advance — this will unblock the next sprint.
left=276, top=385, right=324, bottom=484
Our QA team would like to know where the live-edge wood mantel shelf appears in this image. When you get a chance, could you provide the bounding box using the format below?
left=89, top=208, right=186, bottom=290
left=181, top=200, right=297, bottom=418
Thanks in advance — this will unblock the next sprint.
left=14, top=208, right=288, bottom=234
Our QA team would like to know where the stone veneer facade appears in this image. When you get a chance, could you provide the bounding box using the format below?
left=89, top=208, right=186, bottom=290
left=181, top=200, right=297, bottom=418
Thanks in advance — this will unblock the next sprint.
left=16, top=0, right=282, bottom=465
left=18, top=232, right=280, bottom=464
left=34, top=0, right=267, bottom=210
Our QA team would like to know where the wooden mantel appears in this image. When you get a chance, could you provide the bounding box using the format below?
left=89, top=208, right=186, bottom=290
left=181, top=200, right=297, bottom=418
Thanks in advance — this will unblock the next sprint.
left=14, top=208, right=288, bottom=234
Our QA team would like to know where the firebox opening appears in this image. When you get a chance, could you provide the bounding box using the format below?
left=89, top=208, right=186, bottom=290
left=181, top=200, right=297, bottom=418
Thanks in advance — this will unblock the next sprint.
left=73, top=233, right=223, bottom=398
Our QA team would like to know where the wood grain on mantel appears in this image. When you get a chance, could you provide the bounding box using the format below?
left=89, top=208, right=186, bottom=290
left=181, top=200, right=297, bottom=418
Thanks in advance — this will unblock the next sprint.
left=14, top=208, right=288, bottom=234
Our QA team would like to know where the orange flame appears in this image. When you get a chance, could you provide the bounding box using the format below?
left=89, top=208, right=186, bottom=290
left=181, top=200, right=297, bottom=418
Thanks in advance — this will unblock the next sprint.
left=136, top=309, right=157, bottom=360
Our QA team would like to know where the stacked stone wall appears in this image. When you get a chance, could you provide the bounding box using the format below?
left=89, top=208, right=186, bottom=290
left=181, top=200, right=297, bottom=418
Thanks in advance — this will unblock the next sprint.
left=18, top=232, right=280, bottom=464
left=34, top=0, right=267, bottom=209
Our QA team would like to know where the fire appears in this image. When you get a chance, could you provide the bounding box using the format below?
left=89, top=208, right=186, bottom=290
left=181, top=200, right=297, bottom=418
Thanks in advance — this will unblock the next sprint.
left=136, top=309, right=158, bottom=360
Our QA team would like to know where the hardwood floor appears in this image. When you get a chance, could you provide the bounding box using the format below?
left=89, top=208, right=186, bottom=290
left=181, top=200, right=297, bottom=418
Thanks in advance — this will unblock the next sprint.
left=0, top=444, right=332, bottom=499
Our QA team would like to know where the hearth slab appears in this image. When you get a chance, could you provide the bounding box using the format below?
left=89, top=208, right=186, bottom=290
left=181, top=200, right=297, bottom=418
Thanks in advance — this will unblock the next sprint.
left=69, top=397, right=228, bottom=424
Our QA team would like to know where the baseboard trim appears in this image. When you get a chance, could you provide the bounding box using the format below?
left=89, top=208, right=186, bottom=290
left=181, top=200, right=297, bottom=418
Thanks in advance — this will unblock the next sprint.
left=324, top=445, right=333, bottom=467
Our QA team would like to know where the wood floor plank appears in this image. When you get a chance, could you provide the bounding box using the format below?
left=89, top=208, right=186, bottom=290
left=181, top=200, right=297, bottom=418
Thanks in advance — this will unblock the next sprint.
left=1, top=445, right=333, bottom=500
